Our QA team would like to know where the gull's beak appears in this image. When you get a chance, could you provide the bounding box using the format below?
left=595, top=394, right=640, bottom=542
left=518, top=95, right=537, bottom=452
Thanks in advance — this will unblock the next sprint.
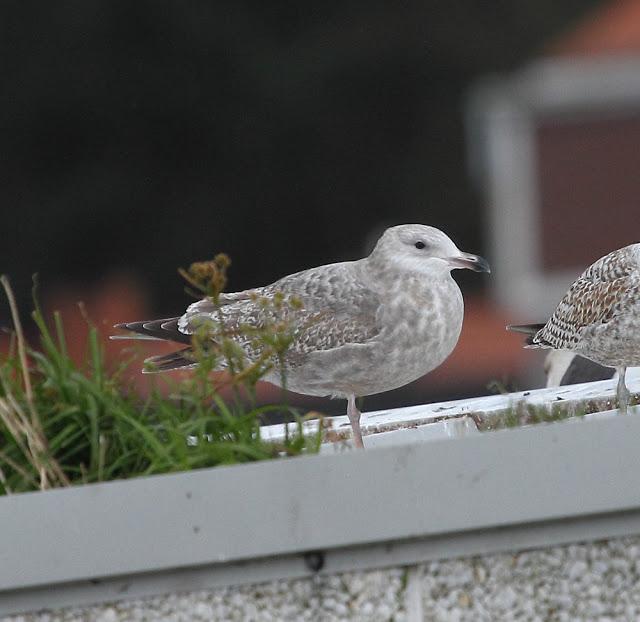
left=449, top=252, right=491, bottom=273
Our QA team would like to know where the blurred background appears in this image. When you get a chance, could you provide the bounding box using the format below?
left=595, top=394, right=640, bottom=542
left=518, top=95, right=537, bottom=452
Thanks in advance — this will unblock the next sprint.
left=3, top=0, right=638, bottom=416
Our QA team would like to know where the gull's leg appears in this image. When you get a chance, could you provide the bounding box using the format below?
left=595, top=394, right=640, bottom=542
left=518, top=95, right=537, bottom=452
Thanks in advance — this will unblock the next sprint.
left=347, top=395, right=364, bottom=449
left=617, top=366, right=629, bottom=415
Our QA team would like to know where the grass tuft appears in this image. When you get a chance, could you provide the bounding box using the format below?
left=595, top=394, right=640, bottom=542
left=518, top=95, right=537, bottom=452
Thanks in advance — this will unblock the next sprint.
left=0, top=268, right=321, bottom=496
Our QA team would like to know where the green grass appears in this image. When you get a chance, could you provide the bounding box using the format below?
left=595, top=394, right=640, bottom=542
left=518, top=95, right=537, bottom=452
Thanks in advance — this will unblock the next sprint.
left=478, top=399, right=594, bottom=432
left=0, top=265, right=321, bottom=496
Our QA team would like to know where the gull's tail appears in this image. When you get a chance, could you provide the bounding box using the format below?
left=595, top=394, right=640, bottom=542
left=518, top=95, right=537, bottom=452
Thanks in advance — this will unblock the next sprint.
left=506, top=323, right=546, bottom=346
left=110, top=318, right=191, bottom=344
left=111, top=318, right=197, bottom=373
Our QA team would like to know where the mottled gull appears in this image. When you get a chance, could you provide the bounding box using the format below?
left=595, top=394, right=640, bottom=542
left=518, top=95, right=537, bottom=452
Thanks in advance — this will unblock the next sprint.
left=509, top=243, right=640, bottom=414
left=113, top=224, right=490, bottom=447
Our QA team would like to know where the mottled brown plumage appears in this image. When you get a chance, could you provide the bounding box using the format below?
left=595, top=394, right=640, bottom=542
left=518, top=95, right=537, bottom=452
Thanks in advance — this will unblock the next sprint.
left=509, top=243, right=640, bottom=414
left=114, top=224, right=490, bottom=447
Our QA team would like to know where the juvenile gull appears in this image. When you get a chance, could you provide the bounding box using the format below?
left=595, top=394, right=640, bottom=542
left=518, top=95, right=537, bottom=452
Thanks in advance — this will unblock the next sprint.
left=113, top=224, right=490, bottom=447
left=509, top=243, right=640, bottom=414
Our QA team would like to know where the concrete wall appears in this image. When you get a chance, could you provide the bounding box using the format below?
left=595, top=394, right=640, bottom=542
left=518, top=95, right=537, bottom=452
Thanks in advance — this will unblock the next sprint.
left=7, top=533, right=640, bottom=621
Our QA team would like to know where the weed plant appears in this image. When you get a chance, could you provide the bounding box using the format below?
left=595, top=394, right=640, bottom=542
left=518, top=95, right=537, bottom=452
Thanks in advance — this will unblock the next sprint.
left=0, top=259, right=321, bottom=496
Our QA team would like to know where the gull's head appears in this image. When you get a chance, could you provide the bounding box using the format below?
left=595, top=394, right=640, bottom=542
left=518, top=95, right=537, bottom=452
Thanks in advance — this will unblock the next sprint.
left=369, top=224, right=491, bottom=276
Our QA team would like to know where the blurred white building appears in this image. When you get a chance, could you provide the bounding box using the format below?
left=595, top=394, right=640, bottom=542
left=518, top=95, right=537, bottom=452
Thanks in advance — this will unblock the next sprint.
left=468, top=0, right=640, bottom=319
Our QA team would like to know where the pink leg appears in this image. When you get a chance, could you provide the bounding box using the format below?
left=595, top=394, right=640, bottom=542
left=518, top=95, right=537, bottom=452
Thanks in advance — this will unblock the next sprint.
left=347, top=395, right=364, bottom=449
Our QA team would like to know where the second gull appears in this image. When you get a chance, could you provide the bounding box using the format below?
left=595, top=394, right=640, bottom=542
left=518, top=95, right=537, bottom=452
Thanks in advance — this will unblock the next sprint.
left=509, top=243, right=640, bottom=415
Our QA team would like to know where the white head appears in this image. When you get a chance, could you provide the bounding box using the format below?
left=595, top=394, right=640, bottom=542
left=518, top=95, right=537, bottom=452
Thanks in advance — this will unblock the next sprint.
left=368, top=224, right=490, bottom=277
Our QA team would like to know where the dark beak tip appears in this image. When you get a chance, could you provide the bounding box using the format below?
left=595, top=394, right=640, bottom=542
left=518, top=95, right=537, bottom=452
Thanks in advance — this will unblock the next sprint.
left=450, top=253, right=491, bottom=273
left=471, top=256, right=491, bottom=274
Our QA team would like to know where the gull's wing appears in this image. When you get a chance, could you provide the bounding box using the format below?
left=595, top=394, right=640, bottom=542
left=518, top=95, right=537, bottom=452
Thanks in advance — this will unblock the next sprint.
left=178, top=261, right=384, bottom=357
left=532, top=245, right=640, bottom=350
left=111, top=292, right=265, bottom=344
left=113, top=261, right=384, bottom=372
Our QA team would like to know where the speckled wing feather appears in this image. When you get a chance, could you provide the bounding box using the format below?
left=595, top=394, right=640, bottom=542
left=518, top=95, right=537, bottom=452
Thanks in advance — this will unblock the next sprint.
left=532, top=245, right=640, bottom=350
left=176, top=261, right=383, bottom=367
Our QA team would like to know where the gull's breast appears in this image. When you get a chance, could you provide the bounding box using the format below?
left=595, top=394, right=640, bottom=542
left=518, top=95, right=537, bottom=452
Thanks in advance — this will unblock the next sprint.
left=268, top=275, right=465, bottom=399
left=375, top=278, right=464, bottom=388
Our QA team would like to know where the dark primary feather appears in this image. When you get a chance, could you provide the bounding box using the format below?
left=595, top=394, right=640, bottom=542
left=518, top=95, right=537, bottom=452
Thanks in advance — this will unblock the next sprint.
left=113, top=318, right=191, bottom=344
left=113, top=318, right=195, bottom=371
left=143, top=348, right=195, bottom=373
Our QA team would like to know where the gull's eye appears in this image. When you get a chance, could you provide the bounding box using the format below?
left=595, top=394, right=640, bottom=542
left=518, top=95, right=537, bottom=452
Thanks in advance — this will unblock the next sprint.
left=414, top=241, right=426, bottom=250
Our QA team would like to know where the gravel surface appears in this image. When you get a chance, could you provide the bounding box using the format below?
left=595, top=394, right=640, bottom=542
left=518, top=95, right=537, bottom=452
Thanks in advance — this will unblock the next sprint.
left=419, top=537, right=640, bottom=621
left=6, top=536, right=640, bottom=621
left=3, top=569, right=408, bottom=622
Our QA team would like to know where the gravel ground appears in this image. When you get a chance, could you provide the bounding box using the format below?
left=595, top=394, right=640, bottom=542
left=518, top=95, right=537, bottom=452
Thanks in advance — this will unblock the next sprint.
left=3, top=569, right=408, bottom=622
left=6, top=535, right=640, bottom=621
left=419, top=537, right=640, bottom=621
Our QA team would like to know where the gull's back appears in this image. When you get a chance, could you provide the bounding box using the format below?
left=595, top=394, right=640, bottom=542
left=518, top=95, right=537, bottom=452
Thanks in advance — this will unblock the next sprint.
left=531, top=244, right=640, bottom=367
left=176, top=259, right=384, bottom=385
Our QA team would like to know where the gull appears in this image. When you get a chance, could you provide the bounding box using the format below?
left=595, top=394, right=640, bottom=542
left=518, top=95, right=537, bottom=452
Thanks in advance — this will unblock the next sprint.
left=113, top=224, right=490, bottom=447
left=542, top=351, right=613, bottom=388
left=509, top=243, right=640, bottom=415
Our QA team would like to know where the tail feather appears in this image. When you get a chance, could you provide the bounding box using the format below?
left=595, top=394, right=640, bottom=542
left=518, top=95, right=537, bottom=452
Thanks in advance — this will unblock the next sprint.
left=506, top=323, right=546, bottom=335
left=506, top=323, right=546, bottom=346
left=112, top=317, right=197, bottom=373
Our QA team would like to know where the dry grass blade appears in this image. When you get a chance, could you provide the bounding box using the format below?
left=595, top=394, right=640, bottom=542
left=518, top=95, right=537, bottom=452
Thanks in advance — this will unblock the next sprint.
left=0, top=448, right=38, bottom=489
left=0, top=275, right=70, bottom=489
left=0, top=276, right=37, bottom=420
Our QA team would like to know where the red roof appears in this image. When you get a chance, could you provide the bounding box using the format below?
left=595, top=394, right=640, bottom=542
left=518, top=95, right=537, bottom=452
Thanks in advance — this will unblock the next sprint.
left=549, top=0, right=640, bottom=56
